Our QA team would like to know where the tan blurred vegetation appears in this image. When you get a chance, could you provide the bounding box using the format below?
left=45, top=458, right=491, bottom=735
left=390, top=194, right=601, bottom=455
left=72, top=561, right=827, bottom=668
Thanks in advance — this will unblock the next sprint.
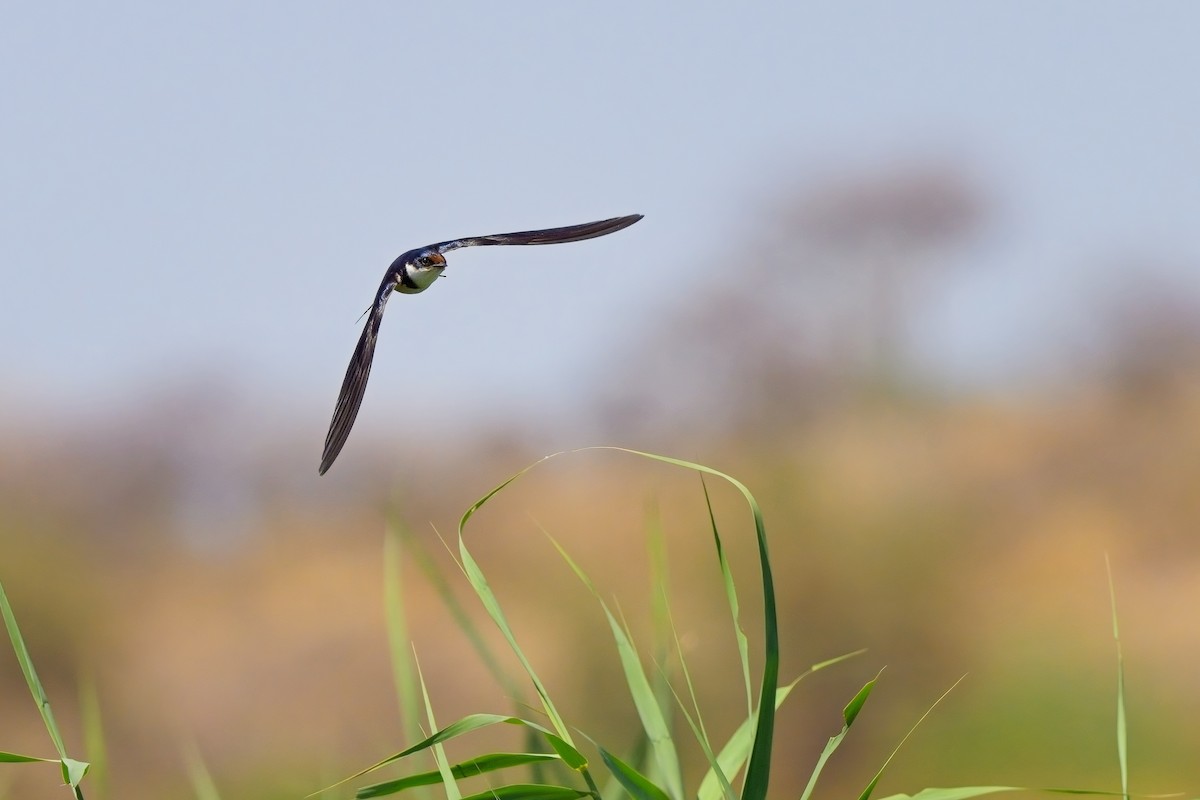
left=3, top=163, right=1199, bottom=799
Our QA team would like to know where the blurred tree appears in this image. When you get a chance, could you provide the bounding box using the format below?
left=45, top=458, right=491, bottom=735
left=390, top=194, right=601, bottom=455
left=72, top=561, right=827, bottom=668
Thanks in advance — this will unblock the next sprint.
left=598, top=161, right=986, bottom=444
left=787, top=162, right=983, bottom=390
left=1086, top=263, right=1200, bottom=399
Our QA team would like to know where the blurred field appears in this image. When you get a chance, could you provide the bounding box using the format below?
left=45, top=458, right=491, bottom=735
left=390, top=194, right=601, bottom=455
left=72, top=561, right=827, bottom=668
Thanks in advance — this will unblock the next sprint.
left=3, top=167, right=1199, bottom=799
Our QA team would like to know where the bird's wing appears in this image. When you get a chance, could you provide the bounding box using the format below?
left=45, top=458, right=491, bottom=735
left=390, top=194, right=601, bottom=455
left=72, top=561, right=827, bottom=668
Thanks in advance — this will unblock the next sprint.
left=319, top=278, right=394, bottom=475
left=433, top=214, right=642, bottom=254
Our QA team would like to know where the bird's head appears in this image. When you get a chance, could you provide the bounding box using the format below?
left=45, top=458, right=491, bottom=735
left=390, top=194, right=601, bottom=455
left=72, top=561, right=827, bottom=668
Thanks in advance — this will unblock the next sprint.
left=397, top=249, right=447, bottom=294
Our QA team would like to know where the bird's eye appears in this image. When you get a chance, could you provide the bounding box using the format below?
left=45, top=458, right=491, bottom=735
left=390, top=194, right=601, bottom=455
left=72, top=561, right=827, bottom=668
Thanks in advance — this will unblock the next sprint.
left=417, top=255, right=433, bottom=267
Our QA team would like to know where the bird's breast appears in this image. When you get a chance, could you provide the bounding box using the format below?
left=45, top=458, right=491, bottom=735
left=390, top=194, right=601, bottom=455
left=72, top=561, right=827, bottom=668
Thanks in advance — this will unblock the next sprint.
left=395, top=264, right=443, bottom=294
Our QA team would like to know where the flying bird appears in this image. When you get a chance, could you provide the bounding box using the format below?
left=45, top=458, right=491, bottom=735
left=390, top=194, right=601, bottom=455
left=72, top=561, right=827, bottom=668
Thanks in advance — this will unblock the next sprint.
left=319, top=213, right=644, bottom=475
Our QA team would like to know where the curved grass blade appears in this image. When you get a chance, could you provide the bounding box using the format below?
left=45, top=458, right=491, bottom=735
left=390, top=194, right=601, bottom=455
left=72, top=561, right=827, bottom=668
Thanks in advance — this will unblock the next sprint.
left=700, top=477, right=753, bottom=720
left=799, top=672, right=880, bottom=800
left=597, top=748, right=671, bottom=800
left=316, top=714, right=586, bottom=796
left=0, top=751, right=84, bottom=798
left=0, top=751, right=54, bottom=763
left=858, top=676, right=966, bottom=800
left=878, top=568, right=1171, bottom=800
left=611, top=450, right=779, bottom=800
left=588, top=503, right=677, bottom=800
left=877, top=788, right=1181, bottom=800
left=0, top=578, right=90, bottom=797
left=396, top=522, right=554, bottom=784
left=543, top=532, right=684, bottom=800
left=0, top=579, right=70, bottom=755
left=662, top=634, right=735, bottom=800
left=876, top=789, right=1021, bottom=800
left=453, top=525, right=605, bottom=800
left=414, top=653, right=460, bottom=800
left=459, top=447, right=779, bottom=800
left=356, top=754, right=561, bottom=798
left=398, top=520, right=525, bottom=702
left=454, top=533, right=573, bottom=748
left=458, top=785, right=592, bottom=800
left=456, top=459, right=592, bottom=785
left=696, top=650, right=865, bottom=800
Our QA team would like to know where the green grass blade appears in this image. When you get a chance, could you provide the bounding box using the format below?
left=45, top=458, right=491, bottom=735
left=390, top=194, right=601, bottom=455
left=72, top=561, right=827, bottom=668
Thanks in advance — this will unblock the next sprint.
left=810, top=649, right=869, bottom=671
left=875, top=789, right=1020, bottom=800
left=414, top=652, right=461, bottom=800
left=454, top=530, right=573, bottom=746
left=701, top=636, right=868, bottom=798
left=79, top=674, right=108, bottom=800
left=696, top=673, right=812, bottom=800
left=799, top=672, right=880, bottom=800
left=407, top=523, right=526, bottom=702
left=700, top=477, right=753, bottom=720
left=600, top=736, right=646, bottom=800
left=646, top=500, right=670, bottom=652
left=384, top=522, right=424, bottom=750
left=459, top=447, right=779, bottom=800
left=645, top=500, right=679, bottom=786
left=0, top=578, right=89, bottom=797
left=604, top=449, right=779, bottom=800
left=598, top=747, right=672, bottom=800
left=456, top=460, right=594, bottom=760
left=447, top=528, right=602, bottom=797
left=662, top=643, right=735, bottom=800
left=60, top=759, right=89, bottom=794
left=458, top=785, right=592, bottom=800
left=543, top=532, right=684, bottom=800
left=858, top=676, right=965, bottom=800
left=458, top=454, right=556, bottom=530
left=1105, top=555, right=1129, bottom=800
left=405, top=524, right=554, bottom=785
left=669, top=700, right=734, bottom=800
left=356, top=753, right=561, bottom=798
left=608, top=605, right=681, bottom=800
left=662, top=618, right=724, bottom=800
left=183, top=743, right=222, bottom=800
left=0, top=752, right=53, bottom=763
left=317, top=714, right=587, bottom=796
left=875, top=788, right=1176, bottom=800
left=0, top=579, right=69, bottom=757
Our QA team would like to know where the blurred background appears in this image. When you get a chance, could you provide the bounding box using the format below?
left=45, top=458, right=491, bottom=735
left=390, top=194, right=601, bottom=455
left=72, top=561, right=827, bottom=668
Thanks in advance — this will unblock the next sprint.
left=2, top=3, right=1199, bottom=798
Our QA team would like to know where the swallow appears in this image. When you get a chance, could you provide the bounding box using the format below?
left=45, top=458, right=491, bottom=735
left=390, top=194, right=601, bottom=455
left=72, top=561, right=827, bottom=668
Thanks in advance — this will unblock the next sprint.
left=319, top=213, right=644, bottom=474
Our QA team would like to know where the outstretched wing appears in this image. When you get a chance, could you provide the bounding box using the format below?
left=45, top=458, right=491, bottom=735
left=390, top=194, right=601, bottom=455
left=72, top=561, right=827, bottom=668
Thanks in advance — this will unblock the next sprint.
left=433, top=214, right=642, bottom=254
left=319, top=213, right=642, bottom=474
left=319, top=278, right=394, bottom=475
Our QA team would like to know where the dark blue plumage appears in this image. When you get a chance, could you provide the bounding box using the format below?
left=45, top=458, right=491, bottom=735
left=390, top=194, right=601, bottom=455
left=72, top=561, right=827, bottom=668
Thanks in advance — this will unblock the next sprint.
left=319, top=214, right=643, bottom=474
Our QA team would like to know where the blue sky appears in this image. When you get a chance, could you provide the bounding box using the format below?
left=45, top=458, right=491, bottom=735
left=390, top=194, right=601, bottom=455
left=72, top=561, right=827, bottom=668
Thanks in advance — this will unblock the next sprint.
left=4, top=2, right=1199, bottom=433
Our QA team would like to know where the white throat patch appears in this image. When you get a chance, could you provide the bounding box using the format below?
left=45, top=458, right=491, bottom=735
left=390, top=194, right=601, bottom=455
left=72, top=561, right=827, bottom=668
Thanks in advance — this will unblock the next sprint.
left=398, top=263, right=444, bottom=294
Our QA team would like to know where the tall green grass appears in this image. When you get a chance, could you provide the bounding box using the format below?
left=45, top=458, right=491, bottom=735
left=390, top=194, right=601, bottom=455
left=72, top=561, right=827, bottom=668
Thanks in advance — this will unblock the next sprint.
left=0, top=449, right=1182, bottom=799
left=325, top=448, right=1167, bottom=800
left=0, top=580, right=90, bottom=798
